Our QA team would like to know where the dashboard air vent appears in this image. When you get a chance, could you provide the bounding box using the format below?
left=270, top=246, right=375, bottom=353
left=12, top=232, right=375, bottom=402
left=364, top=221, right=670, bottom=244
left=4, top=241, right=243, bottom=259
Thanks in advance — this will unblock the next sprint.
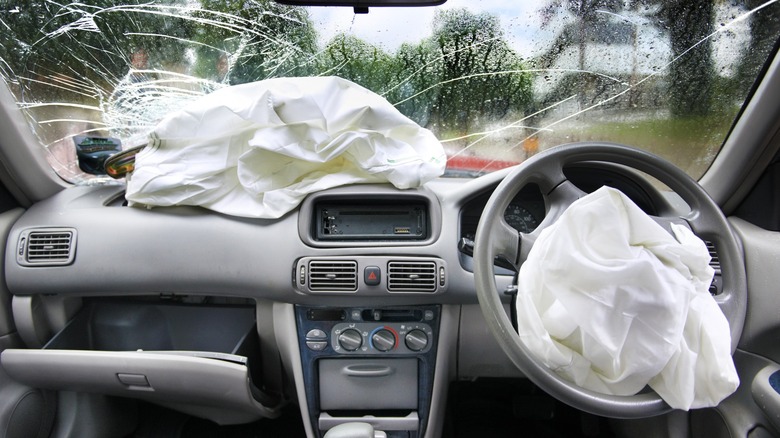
left=18, top=229, right=77, bottom=266
left=308, top=260, right=358, bottom=292
left=704, top=240, right=722, bottom=295
left=388, top=261, right=437, bottom=292
left=705, top=241, right=721, bottom=275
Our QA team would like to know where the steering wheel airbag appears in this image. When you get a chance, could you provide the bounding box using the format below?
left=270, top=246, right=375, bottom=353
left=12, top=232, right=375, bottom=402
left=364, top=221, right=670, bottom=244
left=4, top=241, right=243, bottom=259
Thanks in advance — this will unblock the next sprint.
left=516, top=187, right=738, bottom=410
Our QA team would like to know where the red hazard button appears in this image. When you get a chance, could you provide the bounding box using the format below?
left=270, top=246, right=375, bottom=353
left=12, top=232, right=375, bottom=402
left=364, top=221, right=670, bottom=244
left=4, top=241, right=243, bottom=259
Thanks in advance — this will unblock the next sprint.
left=364, top=266, right=381, bottom=286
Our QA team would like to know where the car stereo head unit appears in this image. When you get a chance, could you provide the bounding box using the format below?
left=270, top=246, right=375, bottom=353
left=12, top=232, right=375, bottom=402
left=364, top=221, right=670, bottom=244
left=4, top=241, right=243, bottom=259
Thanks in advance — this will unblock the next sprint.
left=315, top=201, right=428, bottom=241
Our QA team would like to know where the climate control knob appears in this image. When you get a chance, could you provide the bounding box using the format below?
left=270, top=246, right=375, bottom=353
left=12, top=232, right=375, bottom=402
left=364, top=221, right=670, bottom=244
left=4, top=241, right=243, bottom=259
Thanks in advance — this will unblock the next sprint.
left=337, top=329, right=363, bottom=351
left=372, top=329, right=396, bottom=352
left=405, top=329, right=429, bottom=352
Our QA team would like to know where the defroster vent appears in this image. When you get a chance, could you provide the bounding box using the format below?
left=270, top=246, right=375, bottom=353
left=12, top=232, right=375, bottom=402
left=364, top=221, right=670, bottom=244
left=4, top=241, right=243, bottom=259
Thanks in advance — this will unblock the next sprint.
left=388, top=261, right=437, bottom=292
left=308, top=260, right=358, bottom=292
left=18, top=228, right=77, bottom=266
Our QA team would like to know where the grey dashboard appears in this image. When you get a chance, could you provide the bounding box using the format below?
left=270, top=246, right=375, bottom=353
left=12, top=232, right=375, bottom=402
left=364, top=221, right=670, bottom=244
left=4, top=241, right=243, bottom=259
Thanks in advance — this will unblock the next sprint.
left=4, top=162, right=678, bottom=305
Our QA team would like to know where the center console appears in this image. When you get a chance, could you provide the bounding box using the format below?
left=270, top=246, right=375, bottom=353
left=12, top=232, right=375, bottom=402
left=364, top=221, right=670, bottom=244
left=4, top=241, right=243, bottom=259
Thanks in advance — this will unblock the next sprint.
left=295, top=305, right=440, bottom=438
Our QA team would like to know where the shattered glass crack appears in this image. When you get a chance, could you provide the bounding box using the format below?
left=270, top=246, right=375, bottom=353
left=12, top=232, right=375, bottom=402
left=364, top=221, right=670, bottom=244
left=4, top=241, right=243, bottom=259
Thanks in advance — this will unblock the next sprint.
left=0, top=0, right=776, bottom=182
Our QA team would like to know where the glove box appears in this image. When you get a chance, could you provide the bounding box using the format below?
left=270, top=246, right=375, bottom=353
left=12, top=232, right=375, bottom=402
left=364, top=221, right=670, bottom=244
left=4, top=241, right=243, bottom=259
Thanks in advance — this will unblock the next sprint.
left=0, top=300, right=279, bottom=425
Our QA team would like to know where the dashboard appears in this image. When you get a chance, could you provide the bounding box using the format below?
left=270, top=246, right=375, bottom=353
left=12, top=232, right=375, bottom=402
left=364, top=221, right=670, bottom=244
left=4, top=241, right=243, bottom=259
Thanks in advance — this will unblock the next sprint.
left=5, top=162, right=672, bottom=302
left=0, top=161, right=686, bottom=438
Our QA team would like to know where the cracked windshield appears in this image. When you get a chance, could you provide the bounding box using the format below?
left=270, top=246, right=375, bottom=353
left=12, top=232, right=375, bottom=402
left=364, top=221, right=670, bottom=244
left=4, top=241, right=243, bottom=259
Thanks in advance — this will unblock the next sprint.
left=0, top=0, right=778, bottom=183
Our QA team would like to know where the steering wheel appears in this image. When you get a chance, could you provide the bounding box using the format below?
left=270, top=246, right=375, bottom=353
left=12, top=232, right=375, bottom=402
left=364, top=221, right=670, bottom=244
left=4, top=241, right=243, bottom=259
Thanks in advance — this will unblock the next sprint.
left=473, top=142, right=746, bottom=418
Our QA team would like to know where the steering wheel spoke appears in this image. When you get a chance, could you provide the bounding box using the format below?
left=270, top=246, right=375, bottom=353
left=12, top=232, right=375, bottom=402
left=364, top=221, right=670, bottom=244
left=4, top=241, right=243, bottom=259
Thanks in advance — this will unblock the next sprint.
left=542, top=179, right=587, bottom=224
left=649, top=215, right=692, bottom=235
left=512, top=178, right=586, bottom=264
left=490, top=218, right=522, bottom=270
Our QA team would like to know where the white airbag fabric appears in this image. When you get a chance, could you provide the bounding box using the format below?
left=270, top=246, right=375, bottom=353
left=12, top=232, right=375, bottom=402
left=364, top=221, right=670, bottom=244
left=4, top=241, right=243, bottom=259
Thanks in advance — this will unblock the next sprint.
left=125, top=76, right=446, bottom=218
left=516, top=186, right=738, bottom=410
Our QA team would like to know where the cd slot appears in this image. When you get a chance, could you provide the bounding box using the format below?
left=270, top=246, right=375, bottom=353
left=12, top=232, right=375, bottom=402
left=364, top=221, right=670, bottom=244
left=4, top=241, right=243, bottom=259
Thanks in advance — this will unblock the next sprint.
left=362, top=309, right=423, bottom=322
left=315, top=201, right=428, bottom=241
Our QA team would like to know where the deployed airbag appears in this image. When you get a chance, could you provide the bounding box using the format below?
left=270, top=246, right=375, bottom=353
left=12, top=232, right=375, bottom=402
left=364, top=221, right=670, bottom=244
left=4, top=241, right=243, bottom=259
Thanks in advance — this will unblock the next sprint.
left=516, top=186, right=738, bottom=410
left=125, top=76, right=446, bottom=218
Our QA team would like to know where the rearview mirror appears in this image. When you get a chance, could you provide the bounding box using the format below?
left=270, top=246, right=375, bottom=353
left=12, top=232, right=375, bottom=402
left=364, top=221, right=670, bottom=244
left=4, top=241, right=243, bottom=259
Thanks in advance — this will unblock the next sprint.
left=274, top=0, right=445, bottom=8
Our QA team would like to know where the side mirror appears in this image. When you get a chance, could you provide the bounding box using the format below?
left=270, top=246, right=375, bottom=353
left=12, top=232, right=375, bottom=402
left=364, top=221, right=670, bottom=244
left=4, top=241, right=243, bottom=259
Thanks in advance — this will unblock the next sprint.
left=74, top=136, right=122, bottom=175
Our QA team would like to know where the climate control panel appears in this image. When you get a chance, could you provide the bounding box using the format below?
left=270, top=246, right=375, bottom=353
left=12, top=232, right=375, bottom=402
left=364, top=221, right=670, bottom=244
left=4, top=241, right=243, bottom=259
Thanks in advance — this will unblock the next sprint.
left=297, top=306, right=439, bottom=357
left=295, top=305, right=439, bottom=437
left=331, top=322, right=433, bottom=355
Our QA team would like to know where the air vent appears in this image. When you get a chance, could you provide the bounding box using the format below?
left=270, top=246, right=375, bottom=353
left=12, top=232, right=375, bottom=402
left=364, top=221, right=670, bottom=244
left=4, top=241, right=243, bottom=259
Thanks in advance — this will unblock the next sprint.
left=388, top=261, right=437, bottom=292
left=705, top=241, right=721, bottom=275
left=704, top=240, right=722, bottom=295
left=308, top=260, right=358, bottom=292
left=17, top=228, right=77, bottom=266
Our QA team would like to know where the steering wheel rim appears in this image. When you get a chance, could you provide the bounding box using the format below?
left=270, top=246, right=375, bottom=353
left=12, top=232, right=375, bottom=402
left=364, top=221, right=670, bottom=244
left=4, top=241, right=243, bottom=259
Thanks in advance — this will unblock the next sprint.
left=473, top=142, right=747, bottom=419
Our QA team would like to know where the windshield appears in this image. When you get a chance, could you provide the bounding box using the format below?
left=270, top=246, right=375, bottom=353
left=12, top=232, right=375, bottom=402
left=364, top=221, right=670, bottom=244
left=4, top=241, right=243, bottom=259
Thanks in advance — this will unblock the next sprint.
left=0, top=0, right=778, bottom=183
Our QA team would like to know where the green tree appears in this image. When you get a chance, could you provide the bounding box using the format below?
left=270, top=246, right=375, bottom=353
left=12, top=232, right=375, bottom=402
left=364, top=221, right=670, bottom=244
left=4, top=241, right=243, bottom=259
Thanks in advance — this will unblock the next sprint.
left=536, top=0, right=722, bottom=116
left=537, top=0, right=650, bottom=111
left=192, top=0, right=317, bottom=84
left=0, top=1, right=193, bottom=100
left=318, top=33, right=398, bottom=93
left=391, top=39, right=441, bottom=127
left=431, top=9, right=533, bottom=134
left=658, top=0, right=715, bottom=116
left=391, top=8, right=533, bottom=135
left=539, top=0, right=623, bottom=72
